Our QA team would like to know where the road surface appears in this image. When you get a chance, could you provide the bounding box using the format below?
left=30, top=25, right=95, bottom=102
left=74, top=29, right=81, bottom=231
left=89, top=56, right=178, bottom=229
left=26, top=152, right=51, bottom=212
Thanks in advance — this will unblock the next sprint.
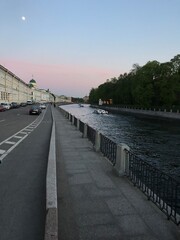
left=0, top=105, right=52, bottom=240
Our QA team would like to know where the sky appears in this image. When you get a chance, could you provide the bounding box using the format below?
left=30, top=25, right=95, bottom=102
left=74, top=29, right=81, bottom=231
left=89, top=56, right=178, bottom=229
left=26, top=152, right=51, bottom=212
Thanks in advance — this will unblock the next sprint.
left=0, top=0, right=180, bottom=97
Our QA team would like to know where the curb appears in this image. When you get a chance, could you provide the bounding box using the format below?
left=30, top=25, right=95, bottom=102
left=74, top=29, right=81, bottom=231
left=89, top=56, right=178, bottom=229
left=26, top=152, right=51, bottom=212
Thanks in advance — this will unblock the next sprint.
left=44, top=106, right=58, bottom=240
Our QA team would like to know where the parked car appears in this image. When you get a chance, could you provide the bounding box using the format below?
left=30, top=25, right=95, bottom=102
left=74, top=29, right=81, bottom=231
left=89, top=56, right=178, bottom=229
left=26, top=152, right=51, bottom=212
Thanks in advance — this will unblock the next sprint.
left=20, top=102, right=27, bottom=107
left=0, top=105, right=6, bottom=112
left=29, top=105, right=42, bottom=115
left=11, top=102, right=20, bottom=108
left=27, top=100, right=33, bottom=105
left=0, top=102, right=11, bottom=110
left=39, top=104, right=46, bottom=109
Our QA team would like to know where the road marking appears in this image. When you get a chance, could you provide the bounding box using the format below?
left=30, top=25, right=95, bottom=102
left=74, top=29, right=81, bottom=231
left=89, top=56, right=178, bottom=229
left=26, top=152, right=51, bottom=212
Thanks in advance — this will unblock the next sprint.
left=0, top=149, right=6, bottom=154
left=14, top=136, right=23, bottom=139
left=0, top=135, right=27, bottom=162
left=5, top=141, right=16, bottom=145
left=19, top=131, right=28, bottom=135
left=0, top=106, right=47, bottom=163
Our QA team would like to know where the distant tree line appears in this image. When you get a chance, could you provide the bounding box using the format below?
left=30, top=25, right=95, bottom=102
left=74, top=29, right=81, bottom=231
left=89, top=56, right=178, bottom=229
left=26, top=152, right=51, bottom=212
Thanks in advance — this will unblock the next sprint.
left=89, top=54, right=180, bottom=108
left=71, top=97, right=84, bottom=103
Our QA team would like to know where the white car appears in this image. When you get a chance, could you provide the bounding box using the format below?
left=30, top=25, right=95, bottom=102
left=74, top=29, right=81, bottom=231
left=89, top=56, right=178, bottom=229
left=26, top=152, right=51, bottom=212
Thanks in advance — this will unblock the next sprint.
left=1, top=102, right=11, bottom=110
left=27, top=100, right=33, bottom=105
left=39, top=104, right=46, bottom=109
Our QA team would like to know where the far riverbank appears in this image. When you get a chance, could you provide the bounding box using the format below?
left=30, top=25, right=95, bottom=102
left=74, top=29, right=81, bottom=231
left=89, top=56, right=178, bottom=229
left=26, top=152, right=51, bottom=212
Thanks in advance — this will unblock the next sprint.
left=91, top=105, right=180, bottom=121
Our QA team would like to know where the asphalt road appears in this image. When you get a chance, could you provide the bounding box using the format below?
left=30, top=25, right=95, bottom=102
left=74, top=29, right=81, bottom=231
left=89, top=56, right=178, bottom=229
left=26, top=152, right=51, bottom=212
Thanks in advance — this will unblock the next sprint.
left=0, top=105, right=52, bottom=240
left=0, top=105, right=41, bottom=142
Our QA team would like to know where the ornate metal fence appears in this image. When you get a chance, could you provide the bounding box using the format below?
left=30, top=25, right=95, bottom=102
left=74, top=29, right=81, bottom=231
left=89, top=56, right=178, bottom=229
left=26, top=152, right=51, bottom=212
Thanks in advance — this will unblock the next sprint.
left=100, top=134, right=117, bottom=166
left=79, top=120, right=84, bottom=133
left=87, top=125, right=96, bottom=145
left=74, top=117, right=77, bottom=127
left=66, top=112, right=69, bottom=119
left=126, top=150, right=180, bottom=225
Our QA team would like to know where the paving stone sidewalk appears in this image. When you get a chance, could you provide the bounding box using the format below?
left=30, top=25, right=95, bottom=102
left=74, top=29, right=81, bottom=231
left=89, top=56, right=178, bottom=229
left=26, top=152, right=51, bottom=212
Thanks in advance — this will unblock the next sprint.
left=53, top=107, right=180, bottom=240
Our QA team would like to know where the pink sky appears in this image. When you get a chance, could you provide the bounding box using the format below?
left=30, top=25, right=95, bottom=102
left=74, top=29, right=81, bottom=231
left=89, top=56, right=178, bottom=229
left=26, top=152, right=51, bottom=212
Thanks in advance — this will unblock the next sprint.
left=1, top=1, right=179, bottom=98
left=1, top=58, right=122, bottom=97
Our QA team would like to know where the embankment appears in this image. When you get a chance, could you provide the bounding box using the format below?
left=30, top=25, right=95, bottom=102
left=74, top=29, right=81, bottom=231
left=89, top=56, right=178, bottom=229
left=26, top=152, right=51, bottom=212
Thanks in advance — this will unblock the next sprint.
left=92, top=105, right=180, bottom=120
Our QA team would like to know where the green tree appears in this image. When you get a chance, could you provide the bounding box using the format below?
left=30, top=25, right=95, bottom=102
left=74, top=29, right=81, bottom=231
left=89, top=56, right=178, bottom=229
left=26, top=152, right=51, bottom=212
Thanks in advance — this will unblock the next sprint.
left=170, top=54, right=180, bottom=74
left=88, top=54, right=180, bottom=108
left=89, top=88, right=98, bottom=104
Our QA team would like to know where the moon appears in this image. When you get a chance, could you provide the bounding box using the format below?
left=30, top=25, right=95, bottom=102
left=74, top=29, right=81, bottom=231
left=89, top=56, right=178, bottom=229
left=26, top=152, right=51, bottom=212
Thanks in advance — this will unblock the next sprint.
left=21, top=16, right=26, bottom=21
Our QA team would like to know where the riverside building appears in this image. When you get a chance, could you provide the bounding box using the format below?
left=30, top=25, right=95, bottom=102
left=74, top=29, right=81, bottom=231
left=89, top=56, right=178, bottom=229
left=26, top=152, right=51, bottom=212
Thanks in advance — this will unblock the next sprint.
left=0, top=65, right=55, bottom=103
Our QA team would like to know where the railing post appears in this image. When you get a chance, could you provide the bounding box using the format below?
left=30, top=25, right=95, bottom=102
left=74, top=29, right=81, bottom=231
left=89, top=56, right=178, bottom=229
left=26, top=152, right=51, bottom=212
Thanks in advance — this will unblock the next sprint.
left=94, top=131, right=101, bottom=152
left=68, top=113, right=71, bottom=121
left=72, top=116, right=74, bottom=125
left=115, top=143, right=130, bottom=176
left=77, top=119, right=80, bottom=130
left=83, top=124, right=87, bottom=138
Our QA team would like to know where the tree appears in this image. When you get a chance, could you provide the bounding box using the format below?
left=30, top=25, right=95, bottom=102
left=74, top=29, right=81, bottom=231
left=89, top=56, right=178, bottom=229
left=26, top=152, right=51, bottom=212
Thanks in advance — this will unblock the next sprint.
left=130, top=63, right=141, bottom=75
left=170, top=54, right=180, bottom=74
left=88, top=54, right=180, bottom=108
left=89, top=88, right=98, bottom=104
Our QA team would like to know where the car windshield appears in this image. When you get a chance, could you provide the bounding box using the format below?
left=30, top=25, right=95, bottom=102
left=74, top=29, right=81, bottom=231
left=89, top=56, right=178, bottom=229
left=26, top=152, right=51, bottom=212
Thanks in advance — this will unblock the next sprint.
left=31, top=106, right=38, bottom=109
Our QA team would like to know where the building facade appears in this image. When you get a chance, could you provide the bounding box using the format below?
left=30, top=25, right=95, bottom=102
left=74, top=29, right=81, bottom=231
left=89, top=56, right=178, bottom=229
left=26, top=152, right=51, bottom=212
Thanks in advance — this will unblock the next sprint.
left=0, top=65, right=30, bottom=103
left=0, top=65, right=55, bottom=103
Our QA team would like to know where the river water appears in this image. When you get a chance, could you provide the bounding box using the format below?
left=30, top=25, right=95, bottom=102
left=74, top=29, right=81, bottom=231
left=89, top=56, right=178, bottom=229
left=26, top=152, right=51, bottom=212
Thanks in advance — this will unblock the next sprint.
left=60, top=104, right=180, bottom=180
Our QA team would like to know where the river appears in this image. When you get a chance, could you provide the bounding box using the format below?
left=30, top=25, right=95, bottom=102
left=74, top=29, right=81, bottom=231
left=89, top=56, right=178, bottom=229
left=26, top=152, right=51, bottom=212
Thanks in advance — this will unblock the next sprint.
left=60, top=104, right=180, bottom=180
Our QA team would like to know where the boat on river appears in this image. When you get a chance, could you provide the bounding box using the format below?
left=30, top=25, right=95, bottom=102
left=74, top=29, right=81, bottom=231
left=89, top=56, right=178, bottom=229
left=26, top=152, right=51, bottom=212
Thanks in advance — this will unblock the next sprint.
left=93, top=109, right=108, bottom=114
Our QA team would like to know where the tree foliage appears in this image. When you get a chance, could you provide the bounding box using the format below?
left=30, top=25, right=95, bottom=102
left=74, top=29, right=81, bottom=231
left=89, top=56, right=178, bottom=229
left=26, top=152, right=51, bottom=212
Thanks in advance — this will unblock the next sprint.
left=89, top=54, right=180, bottom=107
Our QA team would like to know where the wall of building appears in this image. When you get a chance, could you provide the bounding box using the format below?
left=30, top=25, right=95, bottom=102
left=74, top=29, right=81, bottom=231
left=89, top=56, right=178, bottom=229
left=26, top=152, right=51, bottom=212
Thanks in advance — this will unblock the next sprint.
left=0, top=65, right=55, bottom=104
left=0, top=66, right=30, bottom=103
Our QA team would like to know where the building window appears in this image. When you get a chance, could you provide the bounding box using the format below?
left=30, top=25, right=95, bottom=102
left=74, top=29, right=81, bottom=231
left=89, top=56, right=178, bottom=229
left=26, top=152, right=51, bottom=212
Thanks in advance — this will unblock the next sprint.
left=0, top=92, right=8, bottom=101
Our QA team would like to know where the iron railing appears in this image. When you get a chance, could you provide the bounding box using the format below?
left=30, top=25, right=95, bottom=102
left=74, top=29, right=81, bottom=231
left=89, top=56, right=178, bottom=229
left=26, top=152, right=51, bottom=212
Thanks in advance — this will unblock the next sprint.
left=126, top=150, right=180, bottom=225
left=79, top=120, right=84, bottom=133
left=74, top=117, right=77, bottom=127
left=100, top=134, right=117, bottom=166
left=87, top=125, right=96, bottom=145
left=65, top=112, right=69, bottom=119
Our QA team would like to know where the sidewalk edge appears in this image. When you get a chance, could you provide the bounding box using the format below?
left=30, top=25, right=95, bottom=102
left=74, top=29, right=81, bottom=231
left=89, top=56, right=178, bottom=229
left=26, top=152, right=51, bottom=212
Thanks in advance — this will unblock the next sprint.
left=44, top=106, right=58, bottom=240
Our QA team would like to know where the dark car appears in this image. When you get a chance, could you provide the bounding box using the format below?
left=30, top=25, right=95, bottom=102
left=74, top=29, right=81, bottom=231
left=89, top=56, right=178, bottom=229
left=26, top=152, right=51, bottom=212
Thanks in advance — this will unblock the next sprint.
left=11, top=102, right=20, bottom=108
left=29, top=105, right=42, bottom=115
left=20, top=102, right=27, bottom=107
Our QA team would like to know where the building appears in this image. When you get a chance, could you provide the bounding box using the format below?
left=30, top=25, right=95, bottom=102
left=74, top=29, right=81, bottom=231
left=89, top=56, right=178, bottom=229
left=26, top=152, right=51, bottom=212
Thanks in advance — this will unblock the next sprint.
left=0, top=65, right=30, bottom=103
left=0, top=65, right=55, bottom=103
left=83, top=95, right=89, bottom=103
